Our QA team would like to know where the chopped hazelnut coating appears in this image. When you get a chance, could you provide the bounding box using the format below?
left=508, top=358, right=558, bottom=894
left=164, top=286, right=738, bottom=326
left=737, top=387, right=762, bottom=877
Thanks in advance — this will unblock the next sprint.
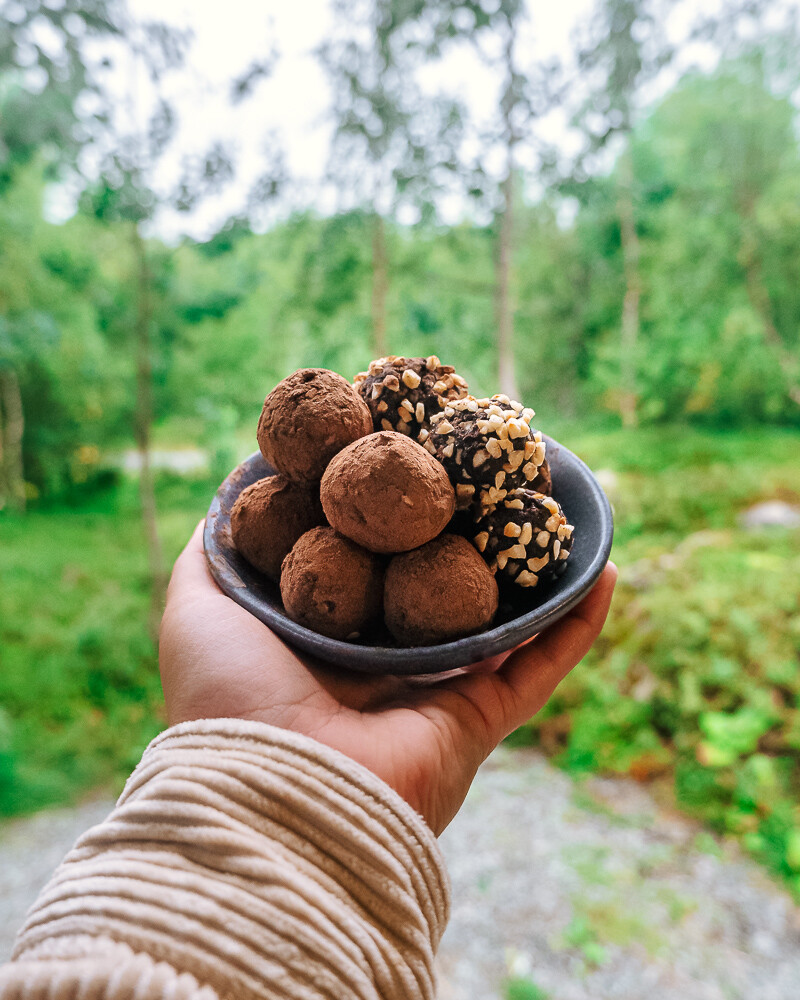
left=428, top=394, right=546, bottom=509
left=473, top=488, right=575, bottom=587
left=354, top=355, right=469, bottom=439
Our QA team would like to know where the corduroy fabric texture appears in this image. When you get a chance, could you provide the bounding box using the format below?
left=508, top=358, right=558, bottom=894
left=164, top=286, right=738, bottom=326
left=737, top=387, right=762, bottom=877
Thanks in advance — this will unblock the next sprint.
left=0, top=719, right=450, bottom=999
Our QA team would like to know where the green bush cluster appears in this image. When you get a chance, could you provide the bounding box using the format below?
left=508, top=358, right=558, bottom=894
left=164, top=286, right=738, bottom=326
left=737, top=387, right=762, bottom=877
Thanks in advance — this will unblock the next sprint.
left=522, top=425, right=800, bottom=894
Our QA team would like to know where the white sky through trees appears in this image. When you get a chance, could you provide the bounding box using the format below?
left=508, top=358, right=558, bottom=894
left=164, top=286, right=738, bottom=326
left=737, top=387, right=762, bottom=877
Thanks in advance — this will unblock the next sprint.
left=56, top=0, right=795, bottom=240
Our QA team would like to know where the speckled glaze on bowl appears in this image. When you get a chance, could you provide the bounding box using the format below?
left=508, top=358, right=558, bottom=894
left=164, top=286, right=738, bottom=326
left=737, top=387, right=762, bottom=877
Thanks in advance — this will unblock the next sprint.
left=204, top=437, right=613, bottom=676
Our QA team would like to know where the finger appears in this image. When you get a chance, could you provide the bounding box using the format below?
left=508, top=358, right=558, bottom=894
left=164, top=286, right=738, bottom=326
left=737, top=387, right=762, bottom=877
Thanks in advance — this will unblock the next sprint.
left=166, top=519, right=217, bottom=602
left=493, top=562, right=617, bottom=731
left=422, top=563, right=617, bottom=750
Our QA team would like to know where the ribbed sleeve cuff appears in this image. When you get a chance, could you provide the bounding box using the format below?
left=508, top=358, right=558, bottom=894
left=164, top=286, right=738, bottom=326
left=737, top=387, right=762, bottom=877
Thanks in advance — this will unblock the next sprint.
left=3, top=720, right=451, bottom=1000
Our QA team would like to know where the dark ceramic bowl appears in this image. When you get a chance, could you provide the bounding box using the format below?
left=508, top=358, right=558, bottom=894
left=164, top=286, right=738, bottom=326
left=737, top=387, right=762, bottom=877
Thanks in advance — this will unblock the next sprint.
left=204, top=438, right=613, bottom=676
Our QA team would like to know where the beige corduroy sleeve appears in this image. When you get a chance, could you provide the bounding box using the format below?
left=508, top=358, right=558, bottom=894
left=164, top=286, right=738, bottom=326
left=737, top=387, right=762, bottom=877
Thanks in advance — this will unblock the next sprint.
left=0, top=719, right=450, bottom=1000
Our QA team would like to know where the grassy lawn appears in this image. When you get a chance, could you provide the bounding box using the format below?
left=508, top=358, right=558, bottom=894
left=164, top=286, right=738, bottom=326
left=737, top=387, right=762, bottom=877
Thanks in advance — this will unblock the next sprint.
left=2, top=426, right=800, bottom=893
left=0, top=475, right=213, bottom=816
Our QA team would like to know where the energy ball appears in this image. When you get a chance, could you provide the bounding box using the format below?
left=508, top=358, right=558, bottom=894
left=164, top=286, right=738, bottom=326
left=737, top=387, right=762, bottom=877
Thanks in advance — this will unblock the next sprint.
left=384, top=534, right=499, bottom=646
left=473, top=489, right=575, bottom=588
left=531, top=457, right=552, bottom=495
left=426, top=394, right=547, bottom=510
left=258, top=368, right=372, bottom=483
left=320, top=431, right=455, bottom=554
left=231, top=475, right=324, bottom=581
left=354, top=355, right=469, bottom=439
left=280, top=526, right=383, bottom=641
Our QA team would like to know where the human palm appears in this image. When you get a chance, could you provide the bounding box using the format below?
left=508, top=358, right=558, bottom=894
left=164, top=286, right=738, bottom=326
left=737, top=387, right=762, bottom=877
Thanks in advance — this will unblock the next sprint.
left=160, top=522, right=616, bottom=835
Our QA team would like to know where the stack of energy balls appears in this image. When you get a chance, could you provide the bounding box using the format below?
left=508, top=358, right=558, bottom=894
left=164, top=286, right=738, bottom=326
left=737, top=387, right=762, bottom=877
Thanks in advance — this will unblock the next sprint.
left=230, top=356, right=575, bottom=646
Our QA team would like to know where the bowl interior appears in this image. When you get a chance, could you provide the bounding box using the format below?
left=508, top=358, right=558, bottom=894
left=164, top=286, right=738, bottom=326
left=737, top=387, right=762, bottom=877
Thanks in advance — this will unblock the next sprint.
left=204, top=436, right=613, bottom=675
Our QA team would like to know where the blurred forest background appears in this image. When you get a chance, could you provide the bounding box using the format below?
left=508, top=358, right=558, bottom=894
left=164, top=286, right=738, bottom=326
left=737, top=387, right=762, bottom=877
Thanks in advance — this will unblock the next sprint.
left=1, top=0, right=800, bottom=898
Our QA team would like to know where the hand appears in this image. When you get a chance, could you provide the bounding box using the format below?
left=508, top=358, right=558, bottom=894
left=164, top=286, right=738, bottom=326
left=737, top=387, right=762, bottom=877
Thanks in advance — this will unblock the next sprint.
left=159, top=522, right=617, bottom=835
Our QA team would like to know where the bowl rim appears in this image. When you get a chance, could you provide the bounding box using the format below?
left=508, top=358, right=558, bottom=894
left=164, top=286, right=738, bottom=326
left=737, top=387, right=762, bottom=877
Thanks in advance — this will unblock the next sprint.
left=204, top=438, right=613, bottom=675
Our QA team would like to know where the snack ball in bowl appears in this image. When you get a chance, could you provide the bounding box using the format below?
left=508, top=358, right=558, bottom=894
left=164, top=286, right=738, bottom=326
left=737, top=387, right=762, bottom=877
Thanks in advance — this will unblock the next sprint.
left=320, top=431, right=455, bottom=554
left=384, top=534, right=499, bottom=646
left=353, top=354, right=469, bottom=439
left=474, top=488, right=575, bottom=587
left=280, top=526, right=384, bottom=640
left=257, top=368, right=372, bottom=483
left=230, top=474, right=324, bottom=582
left=426, top=394, right=547, bottom=509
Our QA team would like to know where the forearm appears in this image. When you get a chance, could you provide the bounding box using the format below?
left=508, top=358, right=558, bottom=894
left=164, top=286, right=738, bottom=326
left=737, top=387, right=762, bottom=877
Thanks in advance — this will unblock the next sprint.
left=1, top=720, right=450, bottom=1000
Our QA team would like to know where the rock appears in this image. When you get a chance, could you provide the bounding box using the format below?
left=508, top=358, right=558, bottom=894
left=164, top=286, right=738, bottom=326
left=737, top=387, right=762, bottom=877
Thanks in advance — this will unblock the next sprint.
left=739, top=501, right=800, bottom=531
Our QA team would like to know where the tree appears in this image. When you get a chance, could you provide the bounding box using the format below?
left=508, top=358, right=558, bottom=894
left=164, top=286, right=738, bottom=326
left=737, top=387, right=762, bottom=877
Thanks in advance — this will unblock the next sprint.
left=631, top=59, right=800, bottom=419
left=408, top=1, right=565, bottom=401
left=82, top=15, right=199, bottom=627
left=320, top=0, right=465, bottom=357
left=570, top=0, right=677, bottom=426
left=0, top=0, right=119, bottom=509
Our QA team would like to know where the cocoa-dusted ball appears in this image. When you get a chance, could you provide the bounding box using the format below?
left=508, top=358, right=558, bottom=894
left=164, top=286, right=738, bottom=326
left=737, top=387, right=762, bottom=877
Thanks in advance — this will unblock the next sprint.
left=320, top=431, right=455, bottom=554
left=425, top=394, right=547, bottom=510
left=258, top=368, right=372, bottom=482
left=231, top=475, right=324, bottom=581
left=384, top=534, right=499, bottom=645
left=354, top=355, right=468, bottom=439
left=280, top=527, right=383, bottom=640
left=473, top=489, right=574, bottom=588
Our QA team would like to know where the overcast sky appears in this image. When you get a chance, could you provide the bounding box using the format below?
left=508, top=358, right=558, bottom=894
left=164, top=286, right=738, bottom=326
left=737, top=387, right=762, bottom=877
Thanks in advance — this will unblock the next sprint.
left=89, top=0, right=789, bottom=241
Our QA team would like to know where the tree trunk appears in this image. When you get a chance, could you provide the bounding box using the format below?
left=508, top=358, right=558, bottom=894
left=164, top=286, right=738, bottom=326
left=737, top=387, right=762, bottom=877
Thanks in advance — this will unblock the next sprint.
left=131, top=224, right=168, bottom=635
left=0, top=383, right=6, bottom=509
left=371, top=213, right=388, bottom=358
left=496, top=24, right=519, bottom=403
left=617, top=147, right=641, bottom=428
left=739, top=224, right=800, bottom=406
left=0, top=367, right=26, bottom=512
left=496, top=169, right=519, bottom=401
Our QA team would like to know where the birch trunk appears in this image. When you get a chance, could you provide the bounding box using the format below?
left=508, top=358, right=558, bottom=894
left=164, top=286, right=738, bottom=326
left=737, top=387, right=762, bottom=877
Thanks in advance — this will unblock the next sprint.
left=131, top=224, right=168, bottom=634
left=617, top=148, right=641, bottom=428
left=496, top=169, right=519, bottom=401
left=371, top=213, right=388, bottom=358
left=739, top=223, right=800, bottom=406
left=495, top=26, right=519, bottom=403
left=0, top=368, right=26, bottom=512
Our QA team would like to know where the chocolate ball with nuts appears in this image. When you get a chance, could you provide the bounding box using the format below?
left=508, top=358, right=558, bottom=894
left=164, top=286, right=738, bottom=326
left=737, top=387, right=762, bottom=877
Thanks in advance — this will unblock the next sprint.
left=280, top=526, right=384, bottom=641
left=425, top=394, right=547, bottom=510
left=354, top=355, right=469, bottom=439
left=258, top=368, right=372, bottom=483
left=384, top=534, right=499, bottom=645
left=473, top=489, right=575, bottom=588
left=320, top=431, right=455, bottom=553
left=530, top=457, right=552, bottom=495
left=231, top=475, right=324, bottom=582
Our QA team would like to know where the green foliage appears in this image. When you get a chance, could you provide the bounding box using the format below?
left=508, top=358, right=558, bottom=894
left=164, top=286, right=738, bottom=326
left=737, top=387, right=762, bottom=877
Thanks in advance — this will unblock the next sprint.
left=559, top=914, right=609, bottom=967
left=519, top=425, right=800, bottom=894
left=4, top=53, right=800, bottom=510
left=0, top=474, right=214, bottom=815
left=502, top=977, right=550, bottom=1000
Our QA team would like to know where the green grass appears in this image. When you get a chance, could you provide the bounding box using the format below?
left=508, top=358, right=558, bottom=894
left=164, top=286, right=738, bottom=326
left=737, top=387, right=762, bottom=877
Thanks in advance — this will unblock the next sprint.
left=0, top=473, right=215, bottom=816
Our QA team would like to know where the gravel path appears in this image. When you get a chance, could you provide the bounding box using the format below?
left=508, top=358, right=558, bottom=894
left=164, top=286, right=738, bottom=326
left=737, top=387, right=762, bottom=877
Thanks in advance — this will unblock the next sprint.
left=0, top=796, right=115, bottom=962
left=437, top=748, right=800, bottom=1000
left=2, top=751, right=799, bottom=999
